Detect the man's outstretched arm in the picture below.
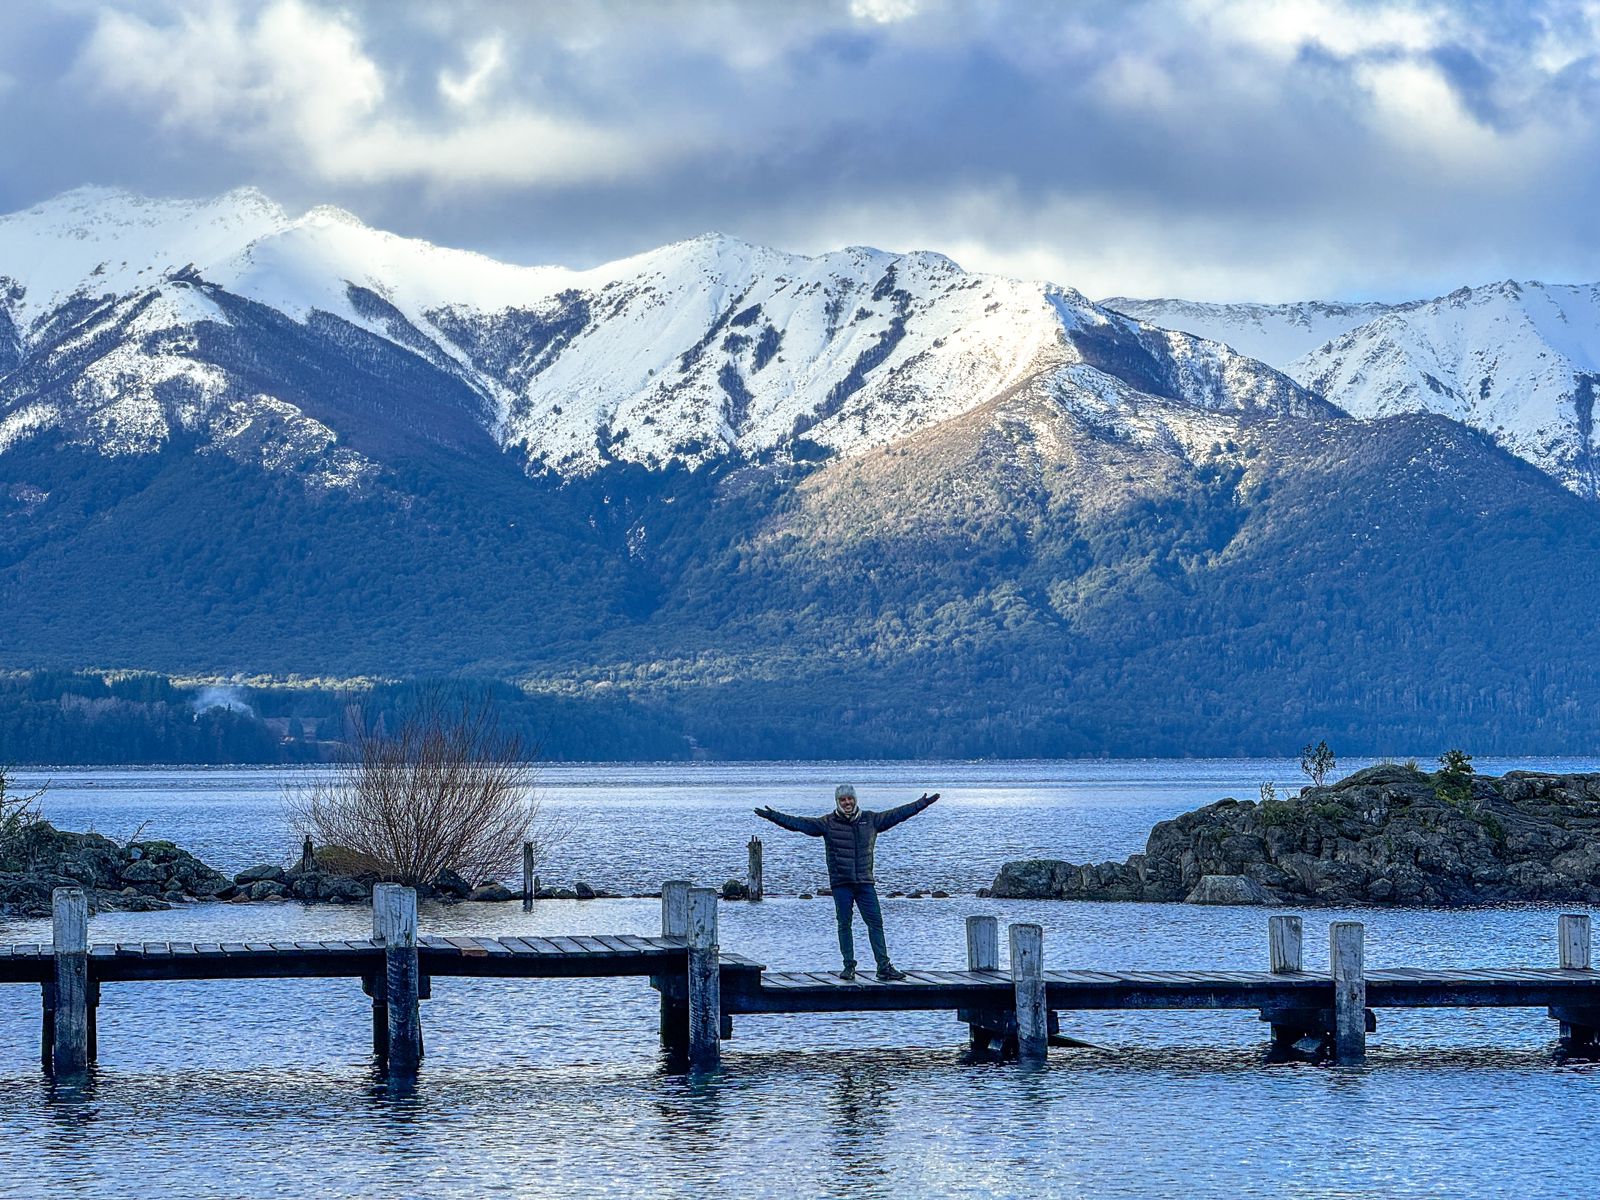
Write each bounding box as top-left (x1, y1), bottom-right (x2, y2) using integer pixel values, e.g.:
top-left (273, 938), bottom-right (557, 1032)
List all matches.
top-left (755, 806), bottom-right (827, 835)
top-left (872, 792), bottom-right (940, 832)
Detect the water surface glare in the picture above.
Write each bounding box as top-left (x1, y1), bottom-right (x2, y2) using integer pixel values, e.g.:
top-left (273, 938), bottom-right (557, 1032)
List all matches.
top-left (3, 759), bottom-right (1600, 1198)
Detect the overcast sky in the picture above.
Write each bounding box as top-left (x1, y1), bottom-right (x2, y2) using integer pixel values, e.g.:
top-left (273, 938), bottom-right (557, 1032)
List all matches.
top-left (3, 0), bottom-right (1599, 301)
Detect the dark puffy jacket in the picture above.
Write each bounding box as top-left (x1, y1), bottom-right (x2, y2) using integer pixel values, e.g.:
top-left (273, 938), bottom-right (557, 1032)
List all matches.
top-left (760, 796), bottom-right (936, 885)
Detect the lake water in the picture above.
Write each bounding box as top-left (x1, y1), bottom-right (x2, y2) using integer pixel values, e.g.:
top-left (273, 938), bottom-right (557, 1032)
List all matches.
top-left (4, 757), bottom-right (1600, 1198)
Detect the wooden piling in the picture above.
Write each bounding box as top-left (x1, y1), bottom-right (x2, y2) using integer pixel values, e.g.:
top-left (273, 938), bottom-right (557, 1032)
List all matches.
top-left (747, 837), bottom-right (764, 902)
top-left (961, 914), bottom-right (1005, 1053)
top-left (377, 884), bottom-right (422, 1075)
top-left (687, 886), bottom-right (721, 1073)
top-left (1262, 915), bottom-right (1318, 1053)
top-left (1329, 921), bottom-right (1366, 1064)
top-left (1268, 915), bottom-right (1303, 973)
top-left (662, 880), bottom-right (691, 939)
top-left (658, 880), bottom-right (692, 1053)
top-left (51, 886), bottom-right (90, 1080)
top-left (38, 983), bottom-right (53, 1073)
top-left (522, 842), bottom-right (536, 911)
top-left (368, 885), bottom-right (393, 1055)
top-left (1559, 914), bottom-right (1591, 970)
top-left (967, 915), bottom-right (1000, 971)
top-left (1010, 923), bottom-right (1047, 1064)
top-left (1553, 913), bottom-right (1598, 1050)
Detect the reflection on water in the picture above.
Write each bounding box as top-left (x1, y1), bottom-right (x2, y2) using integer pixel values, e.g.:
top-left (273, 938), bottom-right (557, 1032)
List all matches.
top-left (2, 760), bottom-right (1600, 1197)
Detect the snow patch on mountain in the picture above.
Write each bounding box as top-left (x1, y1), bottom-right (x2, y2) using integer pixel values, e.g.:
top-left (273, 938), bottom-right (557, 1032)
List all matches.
top-left (0, 187), bottom-right (1324, 484)
top-left (1110, 284), bottom-right (1600, 496)
top-left (1102, 296), bottom-right (1409, 366)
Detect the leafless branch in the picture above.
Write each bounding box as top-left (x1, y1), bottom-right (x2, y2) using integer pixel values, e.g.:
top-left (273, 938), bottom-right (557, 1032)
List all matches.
top-left (284, 688), bottom-right (560, 888)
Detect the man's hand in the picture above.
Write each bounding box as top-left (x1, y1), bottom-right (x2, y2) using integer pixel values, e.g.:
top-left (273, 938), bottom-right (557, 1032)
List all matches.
top-left (754, 805), bottom-right (777, 820)
top-left (918, 792), bottom-right (940, 803)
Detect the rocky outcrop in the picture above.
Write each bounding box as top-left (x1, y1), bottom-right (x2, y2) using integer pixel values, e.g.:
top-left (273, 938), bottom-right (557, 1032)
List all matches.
top-left (1185, 874), bottom-right (1270, 905)
top-left (0, 823), bottom-right (237, 916)
top-left (988, 766), bottom-right (1600, 906)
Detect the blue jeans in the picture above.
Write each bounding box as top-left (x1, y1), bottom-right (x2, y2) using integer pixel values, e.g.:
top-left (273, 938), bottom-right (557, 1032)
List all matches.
top-left (832, 881), bottom-right (890, 970)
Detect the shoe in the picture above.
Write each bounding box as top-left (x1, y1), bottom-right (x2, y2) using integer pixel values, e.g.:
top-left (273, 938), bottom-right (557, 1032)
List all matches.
top-left (839, 964), bottom-right (857, 981)
top-left (876, 964), bottom-right (908, 982)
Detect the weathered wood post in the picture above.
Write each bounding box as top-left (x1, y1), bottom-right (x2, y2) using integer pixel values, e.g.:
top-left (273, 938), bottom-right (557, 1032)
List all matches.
top-left (367, 883), bottom-right (393, 1054)
top-left (1010, 922), bottom-right (1047, 1064)
top-left (1559, 914), bottom-right (1591, 970)
top-left (687, 885), bottom-right (721, 1074)
top-left (1329, 921), bottom-right (1366, 1064)
top-left (1553, 913), bottom-right (1597, 1050)
top-left (377, 883), bottom-right (422, 1076)
top-left (962, 914), bottom-right (1004, 1053)
top-left (300, 834), bottom-right (315, 874)
top-left (747, 836), bottom-right (764, 902)
top-left (522, 842), bottom-right (536, 911)
top-left (1269, 914), bottom-right (1303, 973)
top-left (663, 880), bottom-right (691, 938)
top-left (658, 880), bottom-right (692, 1053)
top-left (1262, 914), bottom-right (1315, 1054)
top-left (51, 886), bottom-right (90, 1081)
top-left (968, 914), bottom-right (1000, 971)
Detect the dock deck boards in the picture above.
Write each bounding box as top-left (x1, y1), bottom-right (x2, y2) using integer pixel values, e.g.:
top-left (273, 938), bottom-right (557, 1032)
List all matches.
top-left (2, 936), bottom-right (1596, 1008)
top-left (7, 935), bottom-right (1600, 1023)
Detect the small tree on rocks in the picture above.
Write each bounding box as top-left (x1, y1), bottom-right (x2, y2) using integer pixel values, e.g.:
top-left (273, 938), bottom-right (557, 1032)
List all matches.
top-left (1435, 748), bottom-right (1476, 811)
top-left (286, 690), bottom-right (557, 889)
top-left (1300, 740), bottom-right (1336, 789)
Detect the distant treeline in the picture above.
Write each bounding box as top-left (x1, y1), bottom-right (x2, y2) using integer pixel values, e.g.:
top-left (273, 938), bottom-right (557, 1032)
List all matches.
top-left (0, 672), bottom-right (690, 765)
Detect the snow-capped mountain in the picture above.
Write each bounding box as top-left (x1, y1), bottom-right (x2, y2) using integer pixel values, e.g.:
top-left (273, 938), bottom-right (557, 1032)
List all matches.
top-left (1108, 284), bottom-right (1600, 497)
top-left (0, 187), bottom-right (1323, 486)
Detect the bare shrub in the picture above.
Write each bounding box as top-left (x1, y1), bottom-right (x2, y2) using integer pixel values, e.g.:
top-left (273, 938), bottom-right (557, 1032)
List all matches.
top-left (0, 767), bottom-right (46, 844)
top-left (285, 691), bottom-right (559, 888)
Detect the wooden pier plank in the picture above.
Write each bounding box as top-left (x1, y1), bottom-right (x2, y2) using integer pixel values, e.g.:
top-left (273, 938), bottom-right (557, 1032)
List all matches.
top-left (496, 937), bottom-right (544, 955)
top-left (548, 936), bottom-right (594, 955)
top-left (521, 937), bottom-right (571, 956)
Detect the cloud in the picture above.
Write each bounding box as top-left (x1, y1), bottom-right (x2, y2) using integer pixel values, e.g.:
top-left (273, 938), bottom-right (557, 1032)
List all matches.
top-left (439, 37), bottom-right (507, 109)
top-left (4, 0), bottom-right (1600, 300)
top-left (75, 0), bottom-right (669, 187)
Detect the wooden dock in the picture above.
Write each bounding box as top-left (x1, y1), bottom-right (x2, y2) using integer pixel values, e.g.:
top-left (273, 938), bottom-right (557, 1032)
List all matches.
top-left (6, 884), bottom-right (1598, 1084)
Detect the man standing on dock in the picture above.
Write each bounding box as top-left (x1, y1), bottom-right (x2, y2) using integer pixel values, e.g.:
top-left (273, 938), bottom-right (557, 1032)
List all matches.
top-left (755, 784), bottom-right (938, 982)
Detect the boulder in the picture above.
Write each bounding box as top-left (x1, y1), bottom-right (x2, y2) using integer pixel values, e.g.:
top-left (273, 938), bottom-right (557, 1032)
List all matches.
top-left (318, 876), bottom-right (369, 902)
top-left (234, 864), bottom-right (286, 885)
top-left (1184, 874), bottom-right (1270, 905)
top-left (573, 881), bottom-right (597, 900)
top-left (120, 859), bottom-right (168, 884)
top-left (430, 868), bottom-right (472, 899)
top-left (468, 883), bottom-right (517, 902)
top-left (989, 859), bottom-right (1071, 899)
top-left (111, 894), bottom-right (173, 912)
top-left (247, 880), bottom-right (287, 901)
top-left (720, 879), bottom-right (748, 900)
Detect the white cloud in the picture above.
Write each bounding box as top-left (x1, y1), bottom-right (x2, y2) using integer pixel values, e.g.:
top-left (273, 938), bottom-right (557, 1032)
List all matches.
top-left (850, 0), bottom-right (922, 23)
top-left (77, 0), bottom-right (667, 188)
top-left (20, 0), bottom-right (1600, 300)
top-left (1190, 0), bottom-right (1449, 60)
top-left (439, 37), bottom-right (507, 109)
top-left (1354, 59), bottom-right (1507, 166)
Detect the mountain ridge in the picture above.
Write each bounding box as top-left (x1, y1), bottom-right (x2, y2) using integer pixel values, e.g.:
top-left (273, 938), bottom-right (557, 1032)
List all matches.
top-left (6, 188), bottom-right (1600, 757)
top-left (0, 186), bottom-right (1324, 482)
top-left (1109, 281), bottom-right (1600, 497)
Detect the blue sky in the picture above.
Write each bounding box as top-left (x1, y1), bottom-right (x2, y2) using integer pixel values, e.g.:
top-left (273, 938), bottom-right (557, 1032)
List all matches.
top-left (3, 0), bottom-right (1599, 301)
